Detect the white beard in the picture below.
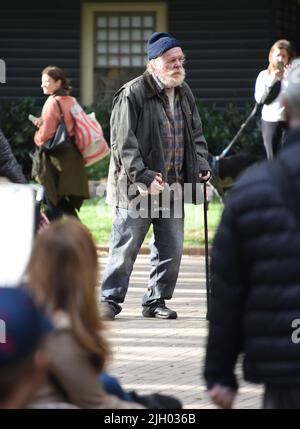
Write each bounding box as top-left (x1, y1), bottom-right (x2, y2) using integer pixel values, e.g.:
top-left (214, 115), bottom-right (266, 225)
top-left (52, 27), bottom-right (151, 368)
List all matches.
top-left (156, 68), bottom-right (185, 88)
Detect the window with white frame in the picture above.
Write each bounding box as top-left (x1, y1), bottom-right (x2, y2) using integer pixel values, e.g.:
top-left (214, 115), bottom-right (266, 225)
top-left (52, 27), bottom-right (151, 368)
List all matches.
top-left (96, 14), bottom-right (154, 67)
top-left (94, 13), bottom-right (155, 105)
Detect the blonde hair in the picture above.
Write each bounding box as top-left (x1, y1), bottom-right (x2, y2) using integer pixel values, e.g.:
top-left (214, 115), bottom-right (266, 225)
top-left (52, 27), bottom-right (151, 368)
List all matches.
top-left (268, 39), bottom-right (295, 73)
top-left (26, 218), bottom-right (109, 371)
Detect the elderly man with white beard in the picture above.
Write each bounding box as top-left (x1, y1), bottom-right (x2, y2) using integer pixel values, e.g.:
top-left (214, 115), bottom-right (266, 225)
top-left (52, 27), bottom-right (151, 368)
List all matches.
top-left (101, 32), bottom-right (211, 320)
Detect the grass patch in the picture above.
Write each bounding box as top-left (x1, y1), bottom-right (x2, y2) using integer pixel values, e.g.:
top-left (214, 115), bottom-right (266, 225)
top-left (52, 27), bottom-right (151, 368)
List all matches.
top-left (79, 197), bottom-right (223, 247)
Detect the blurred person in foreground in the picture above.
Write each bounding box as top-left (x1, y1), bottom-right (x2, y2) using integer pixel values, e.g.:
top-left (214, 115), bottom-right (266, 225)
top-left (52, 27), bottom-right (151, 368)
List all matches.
top-left (204, 59), bottom-right (300, 409)
top-left (0, 287), bottom-right (51, 409)
top-left (0, 128), bottom-right (27, 183)
top-left (25, 218), bottom-right (181, 409)
top-left (25, 218), bottom-right (143, 409)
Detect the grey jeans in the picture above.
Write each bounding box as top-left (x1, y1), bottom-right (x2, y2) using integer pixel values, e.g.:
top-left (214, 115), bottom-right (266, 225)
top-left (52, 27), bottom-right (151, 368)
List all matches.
top-left (261, 120), bottom-right (287, 160)
top-left (101, 204), bottom-right (184, 310)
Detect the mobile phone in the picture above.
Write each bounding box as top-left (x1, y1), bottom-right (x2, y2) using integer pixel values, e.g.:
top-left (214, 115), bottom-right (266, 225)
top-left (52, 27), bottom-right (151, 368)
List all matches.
top-left (277, 61), bottom-right (285, 71)
top-left (28, 114), bottom-right (37, 122)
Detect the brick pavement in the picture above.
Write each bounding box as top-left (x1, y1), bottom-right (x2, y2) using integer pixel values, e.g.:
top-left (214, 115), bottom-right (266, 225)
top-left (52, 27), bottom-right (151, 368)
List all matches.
top-left (99, 254), bottom-right (263, 409)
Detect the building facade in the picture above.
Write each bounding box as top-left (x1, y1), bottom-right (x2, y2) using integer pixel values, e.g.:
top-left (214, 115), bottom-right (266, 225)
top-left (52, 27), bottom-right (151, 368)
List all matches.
top-left (0, 0), bottom-right (299, 107)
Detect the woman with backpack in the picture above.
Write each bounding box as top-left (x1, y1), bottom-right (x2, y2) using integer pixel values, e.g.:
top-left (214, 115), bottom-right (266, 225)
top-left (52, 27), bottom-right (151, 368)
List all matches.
top-left (32, 66), bottom-right (89, 220)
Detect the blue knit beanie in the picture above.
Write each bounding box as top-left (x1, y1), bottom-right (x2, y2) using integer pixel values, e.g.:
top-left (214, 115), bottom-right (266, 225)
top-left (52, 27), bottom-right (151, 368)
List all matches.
top-left (147, 32), bottom-right (181, 60)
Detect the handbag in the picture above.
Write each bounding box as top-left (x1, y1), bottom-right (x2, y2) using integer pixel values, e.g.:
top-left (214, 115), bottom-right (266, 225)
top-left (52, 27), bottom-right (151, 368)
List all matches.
top-left (43, 99), bottom-right (71, 153)
top-left (70, 99), bottom-right (110, 167)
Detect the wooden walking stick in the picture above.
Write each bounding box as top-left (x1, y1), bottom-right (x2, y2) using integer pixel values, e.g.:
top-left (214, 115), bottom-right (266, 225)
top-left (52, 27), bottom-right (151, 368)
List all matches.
top-left (203, 182), bottom-right (211, 320)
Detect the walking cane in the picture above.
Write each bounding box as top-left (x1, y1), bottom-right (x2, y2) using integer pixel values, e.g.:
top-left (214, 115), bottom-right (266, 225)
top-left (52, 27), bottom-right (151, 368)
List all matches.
top-left (203, 181), bottom-right (210, 320)
top-left (215, 102), bottom-right (259, 162)
top-left (216, 77), bottom-right (280, 161)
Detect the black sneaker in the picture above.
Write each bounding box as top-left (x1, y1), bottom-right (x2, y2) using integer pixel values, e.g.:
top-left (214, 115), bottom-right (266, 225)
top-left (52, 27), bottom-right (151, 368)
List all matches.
top-left (129, 391), bottom-right (182, 409)
top-left (142, 303), bottom-right (177, 319)
top-left (102, 303), bottom-right (121, 320)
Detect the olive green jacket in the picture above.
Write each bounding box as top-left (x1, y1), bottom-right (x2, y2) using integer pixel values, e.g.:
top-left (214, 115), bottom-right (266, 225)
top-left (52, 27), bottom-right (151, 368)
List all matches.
top-left (35, 143), bottom-right (89, 208)
top-left (106, 71), bottom-right (210, 207)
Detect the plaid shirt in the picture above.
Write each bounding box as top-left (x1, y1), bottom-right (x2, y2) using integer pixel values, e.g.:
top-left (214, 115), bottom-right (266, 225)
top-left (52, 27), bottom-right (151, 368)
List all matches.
top-left (153, 76), bottom-right (185, 184)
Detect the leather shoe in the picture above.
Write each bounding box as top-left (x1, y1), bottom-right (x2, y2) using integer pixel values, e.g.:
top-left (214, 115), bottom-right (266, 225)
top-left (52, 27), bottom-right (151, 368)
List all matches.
top-left (142, 303), bottom-right (177, 319)
top-left (102, 303), bottom-right (121, 320)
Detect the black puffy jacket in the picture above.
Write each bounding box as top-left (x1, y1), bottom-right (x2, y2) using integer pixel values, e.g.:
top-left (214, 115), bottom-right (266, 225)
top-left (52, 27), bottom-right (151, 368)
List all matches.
top-left (0, 128), bottom-right (27, 183)
top-left (204, 128), bottom-right (300, 389)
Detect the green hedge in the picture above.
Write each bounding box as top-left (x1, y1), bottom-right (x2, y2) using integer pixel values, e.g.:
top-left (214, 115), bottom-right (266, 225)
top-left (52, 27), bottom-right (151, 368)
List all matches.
top-left (196, 100), bottom-right (264, 157)
top-left (0, 97), bottom-right (40, 177)
top-left (0, 97), bottom-right (264, 180)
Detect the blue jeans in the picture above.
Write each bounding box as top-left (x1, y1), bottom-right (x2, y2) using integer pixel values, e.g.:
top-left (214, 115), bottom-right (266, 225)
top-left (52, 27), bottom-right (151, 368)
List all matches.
top-left (99, 373), bottom-right (133, 402)
top-left (99, 373), bottom-right (182, 408)
top-left (101, 204), bottom-right (184, 310)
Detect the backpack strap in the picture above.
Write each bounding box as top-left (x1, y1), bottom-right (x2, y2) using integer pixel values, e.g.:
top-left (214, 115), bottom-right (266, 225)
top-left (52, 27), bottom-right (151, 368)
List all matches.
top-left (263, 80), bottom-right (282, 105)
top-left (269, 158), bottom-right (300, 224)
top-left (53, 98), bottom-right (64, 118)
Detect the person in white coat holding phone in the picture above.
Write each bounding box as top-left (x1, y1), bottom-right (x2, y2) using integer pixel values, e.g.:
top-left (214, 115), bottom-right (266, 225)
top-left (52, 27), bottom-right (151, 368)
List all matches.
top-left (255, 39), bottom-right (295, 160)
